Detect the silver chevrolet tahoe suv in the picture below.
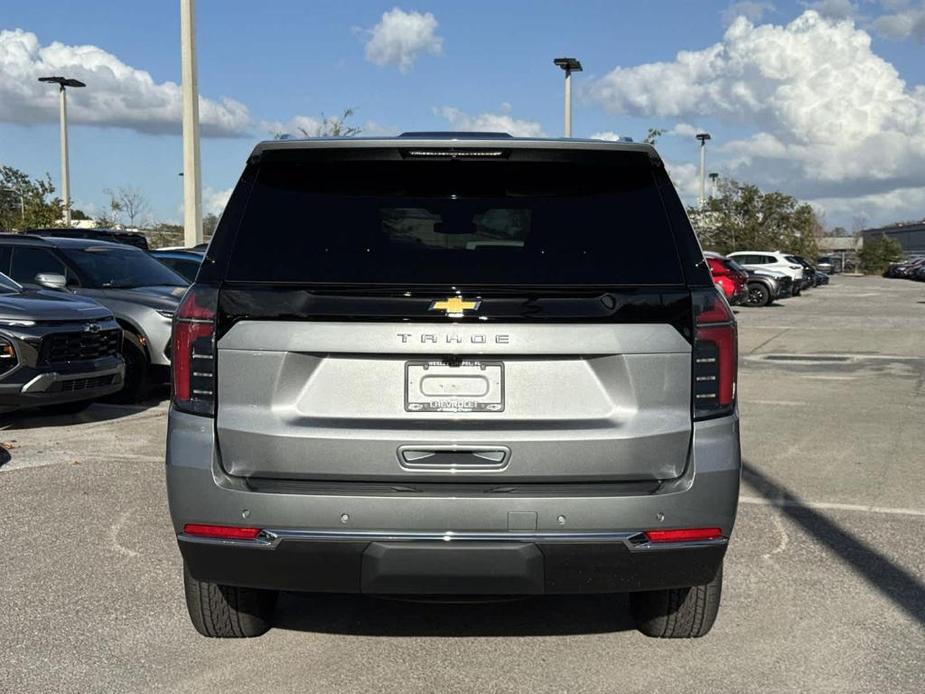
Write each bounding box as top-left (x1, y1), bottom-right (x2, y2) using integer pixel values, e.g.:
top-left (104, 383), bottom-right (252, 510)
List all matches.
top-left (166, 134), bottom-right (740, 639)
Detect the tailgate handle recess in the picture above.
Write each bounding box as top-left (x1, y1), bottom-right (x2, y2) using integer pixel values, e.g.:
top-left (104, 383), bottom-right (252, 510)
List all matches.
top-left (398, 446), bottom-right (510, 471)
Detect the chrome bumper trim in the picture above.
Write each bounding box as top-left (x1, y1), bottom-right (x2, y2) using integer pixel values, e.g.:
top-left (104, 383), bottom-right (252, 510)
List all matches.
top-left (20, 364), bottom-right (124, 394)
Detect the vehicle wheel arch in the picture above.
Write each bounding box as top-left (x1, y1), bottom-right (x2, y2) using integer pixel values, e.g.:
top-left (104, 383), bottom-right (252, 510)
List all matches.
top-left (116, 318), bottom-right (149, 358)
top-left (750, 277), bottom-right (775, 294)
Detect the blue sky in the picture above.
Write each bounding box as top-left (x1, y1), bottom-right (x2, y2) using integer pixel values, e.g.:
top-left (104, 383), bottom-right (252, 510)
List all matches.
top-left (2, 1), bottom-right (925, 228)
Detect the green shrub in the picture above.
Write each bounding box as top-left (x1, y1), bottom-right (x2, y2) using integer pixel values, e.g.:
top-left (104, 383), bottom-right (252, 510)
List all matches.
top-left (857, 235), bottom-right (903, 275)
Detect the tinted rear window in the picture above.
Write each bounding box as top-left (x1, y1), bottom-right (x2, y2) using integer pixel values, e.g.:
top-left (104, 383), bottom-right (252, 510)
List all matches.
top-left (726, 259), bottom-right (745, 272)
top-left (225, 151), bottom-right (683, 286)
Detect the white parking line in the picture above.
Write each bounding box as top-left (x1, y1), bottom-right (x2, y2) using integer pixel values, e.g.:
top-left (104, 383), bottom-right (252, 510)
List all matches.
top-left (762, 503), bottom-right (790, 566)
top-left (107, 510), bottom-right (140, 558)
top-left (739, 495), bottom-right (925, 518)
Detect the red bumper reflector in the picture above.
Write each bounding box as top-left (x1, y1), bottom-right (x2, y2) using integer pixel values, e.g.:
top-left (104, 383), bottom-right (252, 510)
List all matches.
top-left (644, 528), bottom-right (723, 543)
top-left (183, 524), bottom-right (262, 540)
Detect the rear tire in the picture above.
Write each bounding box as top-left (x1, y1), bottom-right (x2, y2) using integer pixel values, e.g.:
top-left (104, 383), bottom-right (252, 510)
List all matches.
top-left (183, 562), bottom-right (277, 638)
top-left (630, 565), bottom-right (723, 638)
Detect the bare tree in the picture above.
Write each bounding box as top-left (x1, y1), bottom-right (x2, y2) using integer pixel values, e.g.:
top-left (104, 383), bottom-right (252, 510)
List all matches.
top-left (642, 127), bottom-right (663, 145)
top-left (300, 108), bottom-right (362, 137)
top-left (202, 212), bottom-right (220, 238)
top-left (850, 213), bottom-right (869, 233)
top-left (103, 187), bottom-right (150, 228)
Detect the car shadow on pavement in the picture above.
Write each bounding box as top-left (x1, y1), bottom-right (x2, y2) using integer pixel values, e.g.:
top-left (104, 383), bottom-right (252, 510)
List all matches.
top-left (741, 461), bottom-right (925, 627)
top-left (0, 386), bottom-right (169, 431)
top-left (273, 592), bottom-right (635, 637)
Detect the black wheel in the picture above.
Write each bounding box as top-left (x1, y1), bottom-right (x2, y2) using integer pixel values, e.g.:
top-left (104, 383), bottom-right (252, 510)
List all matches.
top-left (108, 332), bottom-right (149, 403)
top-left (745, 283), bottom-right (771, 307)
top-left (792, 285), bottom-right (801, 296)
top-left (630, 564), bottom-right (723, 638)
top-left (39, 400), bottom-right (93, 416)
top-left (183, 562), bottom-right (277, 638)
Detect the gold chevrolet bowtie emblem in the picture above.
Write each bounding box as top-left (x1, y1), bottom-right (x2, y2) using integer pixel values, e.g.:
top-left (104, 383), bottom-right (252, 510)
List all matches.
top-left (429, 297), bottom-right (481, 316)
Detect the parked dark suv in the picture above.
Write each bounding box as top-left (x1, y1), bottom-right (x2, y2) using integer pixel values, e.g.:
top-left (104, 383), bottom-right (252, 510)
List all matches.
top-left (0, 235), bottom-right (187, 400)
top-left (0, 271), bottom-right (123, 414)
top-left (167, 134), bottom-right (741, 639)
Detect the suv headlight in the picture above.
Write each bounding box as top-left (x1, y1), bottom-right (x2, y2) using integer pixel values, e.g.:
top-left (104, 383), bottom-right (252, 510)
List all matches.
top-left (0, 337), bottom-right (18, 376)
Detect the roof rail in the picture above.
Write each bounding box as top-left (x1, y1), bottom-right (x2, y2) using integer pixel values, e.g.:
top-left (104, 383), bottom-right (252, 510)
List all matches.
top-left (398, 131), bottom-right (513, 139)
top-left (0, 232), bottom-right (49, 242)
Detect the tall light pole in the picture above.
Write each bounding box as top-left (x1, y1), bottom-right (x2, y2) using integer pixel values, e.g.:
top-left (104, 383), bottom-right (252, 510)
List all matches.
top-left (38, 76), bottom-right (85, 227)
top-left (696, 132), bottom-right (711, 208)
top-left (181, 0), bottom-right (203, 247)
top-left (554, 57), bottom-right (582, 137)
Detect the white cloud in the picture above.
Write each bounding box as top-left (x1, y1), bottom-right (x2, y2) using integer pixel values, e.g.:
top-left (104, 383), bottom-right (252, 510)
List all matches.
top-left (668, 122), bottom-right (702, 137)
top-left (260, 115), bottom-right (324, 138)
top-left (359, 120), bottom-right (400, 136)
top-left (589, 131), bottom-right (622, 141)
top-left (436, 106), bottom-right (546, 137)
top-left (810, 185), bottom-right (925, 221)
top-left (584, 11), bottom-right (925, 224)
top-left (362, 8), bottom-right (443, 72)
top-left (723, 1), bottom-right (776, 26)
top-left (873, 1), bottom-right (925, 41)
top-left (203, 186), bottom-right (232, 216)
top-left (260, 115), bottom-right (398, 138)
top-left (664, 162), bottom-right (702, 200)
top-left (0, 29), bottom-right (251, 136)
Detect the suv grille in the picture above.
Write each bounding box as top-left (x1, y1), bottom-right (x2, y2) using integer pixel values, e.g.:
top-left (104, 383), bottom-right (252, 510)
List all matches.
top-left (40, 328), bottom-right (122, 365)
top-left (54, 375), bottom-right (117, 392)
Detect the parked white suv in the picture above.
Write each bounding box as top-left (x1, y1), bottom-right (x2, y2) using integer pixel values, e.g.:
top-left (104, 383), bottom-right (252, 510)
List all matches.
top-left (727, 252), bottom-right (805, 296)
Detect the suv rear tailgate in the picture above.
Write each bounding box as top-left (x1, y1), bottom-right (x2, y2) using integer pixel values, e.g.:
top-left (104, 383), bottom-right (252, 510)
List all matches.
top-left (216, 320), bottom-right (692, 482)
top-left (206, 145), bottom-right (706, 486)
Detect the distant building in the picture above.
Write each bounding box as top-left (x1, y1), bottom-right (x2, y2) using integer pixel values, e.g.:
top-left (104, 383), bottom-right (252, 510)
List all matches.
top-left (817, 236), bottom-right (862, 253)
top-left (860, 221), bottom-right (925, 257)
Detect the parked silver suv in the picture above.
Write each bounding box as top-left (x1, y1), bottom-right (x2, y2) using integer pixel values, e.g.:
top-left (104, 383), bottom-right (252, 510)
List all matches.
top-left (166, 134), bottom-right (741, 639)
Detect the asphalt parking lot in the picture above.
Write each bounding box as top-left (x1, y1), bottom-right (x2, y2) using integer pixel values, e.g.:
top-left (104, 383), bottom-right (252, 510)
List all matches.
top-left (1, 275), bottom-right (923, 694)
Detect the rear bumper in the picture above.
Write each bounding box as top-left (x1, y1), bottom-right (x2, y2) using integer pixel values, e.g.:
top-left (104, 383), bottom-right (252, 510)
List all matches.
top-left (167, 411), bottom-right (740, 595)
top-left (179, 531), bottom-right (726, 594)
top-left (728, 285), bottom-right (748, 305)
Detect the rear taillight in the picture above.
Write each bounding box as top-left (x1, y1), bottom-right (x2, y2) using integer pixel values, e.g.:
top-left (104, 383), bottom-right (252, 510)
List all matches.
top-left (183, 524), bottom-right (262, 540)
top-left (693, 289), bottom-right (737, 420)
top-left (172, 285), bottom-right (217, 416)
top-left (706, 257), bottom-right (729, 278)
top-left (644, 528), bottom-right (723, 543)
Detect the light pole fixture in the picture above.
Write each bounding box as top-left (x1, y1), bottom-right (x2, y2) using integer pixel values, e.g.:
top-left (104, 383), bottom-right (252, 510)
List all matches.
top-left (38, 76), bottom-right (86, 227)
top-left (696, 132), bottom-right (711, 208)
top-left (554, 57), bottom-right (582, 137)
top-left (709, 172), bottom-right (719, 199)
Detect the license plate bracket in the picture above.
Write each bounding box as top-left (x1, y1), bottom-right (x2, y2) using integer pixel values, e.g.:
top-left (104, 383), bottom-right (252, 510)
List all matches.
top-left (405, 360), bottom-right (504, 413)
